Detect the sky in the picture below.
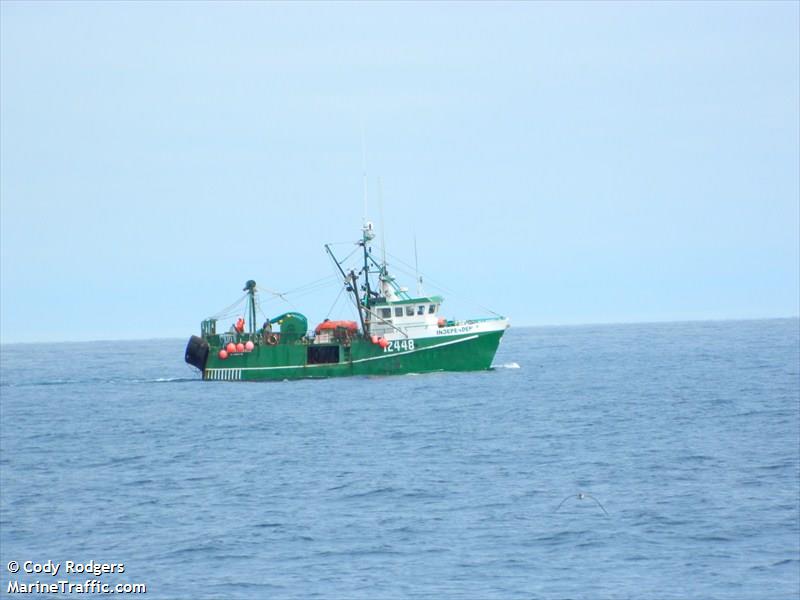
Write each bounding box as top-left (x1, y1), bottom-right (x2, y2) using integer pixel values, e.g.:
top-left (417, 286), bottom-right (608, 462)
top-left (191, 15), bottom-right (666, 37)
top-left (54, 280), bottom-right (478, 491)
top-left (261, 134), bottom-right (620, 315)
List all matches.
top-left (1, 1), bottom-right (798, 343)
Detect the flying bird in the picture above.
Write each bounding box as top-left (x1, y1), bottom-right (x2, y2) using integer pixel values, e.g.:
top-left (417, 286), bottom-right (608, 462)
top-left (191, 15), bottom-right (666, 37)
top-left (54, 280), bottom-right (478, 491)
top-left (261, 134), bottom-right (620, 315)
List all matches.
top-left (555, 493), bottom-right (609, 516)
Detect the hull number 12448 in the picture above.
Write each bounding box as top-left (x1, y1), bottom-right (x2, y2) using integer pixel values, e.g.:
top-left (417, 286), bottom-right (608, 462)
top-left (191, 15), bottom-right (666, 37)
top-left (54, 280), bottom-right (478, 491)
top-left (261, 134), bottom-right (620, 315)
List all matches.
top-left (383, 339), bottom-right (415, 353)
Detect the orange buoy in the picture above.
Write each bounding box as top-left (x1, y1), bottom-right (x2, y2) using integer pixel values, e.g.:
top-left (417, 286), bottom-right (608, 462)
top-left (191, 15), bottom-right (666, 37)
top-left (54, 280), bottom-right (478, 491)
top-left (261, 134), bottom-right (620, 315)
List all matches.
top-left (226, 342), bottom-right (236, 354)
top-left (245, 341), bottom-right (255, 352)
top-left (236, 342), bottom-right (245, 353)
top-left (438, 318), bottom-right (446, 327)
top-left (218, 349), bottom-right (229, 360)
top-left (379, 338), bottom-right (389, 349)
top-left (371, 335), bottom-right (379, 344)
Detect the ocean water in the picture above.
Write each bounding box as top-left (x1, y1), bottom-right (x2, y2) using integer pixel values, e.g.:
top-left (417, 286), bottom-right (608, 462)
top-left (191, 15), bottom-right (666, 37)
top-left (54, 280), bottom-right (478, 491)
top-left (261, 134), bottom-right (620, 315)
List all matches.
top-left (1, 319), bottom-right (798, 599)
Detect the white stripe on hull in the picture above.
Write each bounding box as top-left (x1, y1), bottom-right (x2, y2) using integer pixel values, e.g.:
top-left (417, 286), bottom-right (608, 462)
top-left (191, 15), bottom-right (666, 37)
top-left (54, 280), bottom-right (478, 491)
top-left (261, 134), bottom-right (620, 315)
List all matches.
top-left (351, 334), bottom-right (479, 364)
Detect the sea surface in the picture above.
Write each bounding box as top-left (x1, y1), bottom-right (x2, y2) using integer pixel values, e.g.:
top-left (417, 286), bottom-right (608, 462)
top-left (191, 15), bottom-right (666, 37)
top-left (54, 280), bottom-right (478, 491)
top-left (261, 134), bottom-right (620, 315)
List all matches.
top-left (1, 319), bottom-right (798, 599)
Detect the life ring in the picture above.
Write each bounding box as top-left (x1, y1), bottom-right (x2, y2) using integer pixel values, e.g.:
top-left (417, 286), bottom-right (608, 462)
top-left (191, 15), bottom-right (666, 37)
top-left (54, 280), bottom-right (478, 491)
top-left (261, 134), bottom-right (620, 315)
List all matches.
top-left (266, 334), bottom-right (279, 346)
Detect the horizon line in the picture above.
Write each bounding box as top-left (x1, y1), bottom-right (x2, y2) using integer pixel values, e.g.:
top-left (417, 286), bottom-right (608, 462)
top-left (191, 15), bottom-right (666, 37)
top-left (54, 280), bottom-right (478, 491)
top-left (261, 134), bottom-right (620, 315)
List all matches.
top-left (1, 315), bottom-right (797, 346)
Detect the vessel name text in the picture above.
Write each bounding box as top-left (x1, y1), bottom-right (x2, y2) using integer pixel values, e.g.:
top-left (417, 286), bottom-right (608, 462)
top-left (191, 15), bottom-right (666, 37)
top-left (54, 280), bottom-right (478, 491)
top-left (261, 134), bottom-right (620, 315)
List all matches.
top-left (436, 325), bottom-right (475, 336)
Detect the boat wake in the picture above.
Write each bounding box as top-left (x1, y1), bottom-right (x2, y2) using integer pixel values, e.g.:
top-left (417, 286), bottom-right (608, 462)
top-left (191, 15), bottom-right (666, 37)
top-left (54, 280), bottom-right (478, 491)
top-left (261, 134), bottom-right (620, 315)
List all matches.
top-left (493, 362), bottom-right (521, 369)
top-left (0, 377), bottom-right (197, 388)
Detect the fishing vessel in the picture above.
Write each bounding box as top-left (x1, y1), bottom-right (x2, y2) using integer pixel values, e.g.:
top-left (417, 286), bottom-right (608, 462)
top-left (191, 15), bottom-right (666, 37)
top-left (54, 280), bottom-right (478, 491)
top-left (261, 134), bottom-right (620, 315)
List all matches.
top-left (184, 222), bottom-right (509, 381)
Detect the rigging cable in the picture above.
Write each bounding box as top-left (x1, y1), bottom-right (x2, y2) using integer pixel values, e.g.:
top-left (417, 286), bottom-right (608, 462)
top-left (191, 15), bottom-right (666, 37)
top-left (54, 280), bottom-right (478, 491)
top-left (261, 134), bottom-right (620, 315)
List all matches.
top-left (209, 292), bottom-right (249, 320)
top-left (324, 285), bottom-right (346, 319)
top-left (384, 250), bottom-right (504, 317)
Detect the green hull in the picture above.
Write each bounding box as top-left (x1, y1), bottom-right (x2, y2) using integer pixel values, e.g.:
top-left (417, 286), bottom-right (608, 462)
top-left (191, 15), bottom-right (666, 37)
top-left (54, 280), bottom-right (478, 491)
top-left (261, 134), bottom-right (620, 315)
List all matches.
top-left (201, 329), bottom-right (505, 381)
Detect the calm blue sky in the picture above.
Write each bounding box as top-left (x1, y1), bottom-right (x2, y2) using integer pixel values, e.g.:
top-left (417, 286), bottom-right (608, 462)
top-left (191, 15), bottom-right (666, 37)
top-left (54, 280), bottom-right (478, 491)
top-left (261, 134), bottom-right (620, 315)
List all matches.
top-left (1, 1), bottom-right (798, 343)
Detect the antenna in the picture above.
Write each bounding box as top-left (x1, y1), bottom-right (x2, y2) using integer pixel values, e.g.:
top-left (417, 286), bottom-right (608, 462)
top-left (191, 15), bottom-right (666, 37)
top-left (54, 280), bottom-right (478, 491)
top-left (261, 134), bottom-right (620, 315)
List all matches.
top-left (378, 177), bottom-right (386, 267)
top-left (414, 235), bottom-right (423, 295)
top-left (361, 126), bottom-right (368, 224)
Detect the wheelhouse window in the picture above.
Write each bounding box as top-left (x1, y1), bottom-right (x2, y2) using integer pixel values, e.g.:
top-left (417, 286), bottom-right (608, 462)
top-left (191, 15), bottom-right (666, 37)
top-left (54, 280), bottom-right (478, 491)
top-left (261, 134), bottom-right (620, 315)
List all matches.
top-left (405, 306), bottom-right (414, 316)
top-left (428, 304), bottom-right (436, 314)
top-left (417, 305), bottom-right (425, 315)
top-left (380, 308), bottom-right (391, 319)
top-left (395, 307), bottom-right (403, 318)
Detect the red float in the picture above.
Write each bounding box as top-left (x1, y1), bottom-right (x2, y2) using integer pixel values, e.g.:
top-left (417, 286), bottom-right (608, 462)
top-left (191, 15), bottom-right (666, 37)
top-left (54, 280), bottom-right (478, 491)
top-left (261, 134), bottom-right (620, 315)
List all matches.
top-left (236, 342), bottom-right (245, 353)
top-left (226, 342), bottom-right (236, 354)
top-left (245, 341), bottom-right (255, 352)
top-left (378, 338), bottom-right (389, 349)
top-left (218, 349), bottom-right (229, 360)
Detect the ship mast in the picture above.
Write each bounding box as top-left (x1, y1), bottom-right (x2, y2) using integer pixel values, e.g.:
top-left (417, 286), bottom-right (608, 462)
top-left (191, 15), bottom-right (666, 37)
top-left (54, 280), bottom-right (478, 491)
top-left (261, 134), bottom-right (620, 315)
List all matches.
top-left (325, 244), bottom-right (369, 337)
top-left (325, 221), bottom-right (399, 339)
top-left (243, 280), bottom-right (257, 334)
top-left (361, 220), bottom-right (377, 295)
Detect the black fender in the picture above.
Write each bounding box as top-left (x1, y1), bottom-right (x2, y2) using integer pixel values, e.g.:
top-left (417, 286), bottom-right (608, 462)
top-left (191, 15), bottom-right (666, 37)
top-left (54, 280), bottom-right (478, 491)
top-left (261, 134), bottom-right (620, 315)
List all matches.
top-left (185, 335), bottom-right (209, 371)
